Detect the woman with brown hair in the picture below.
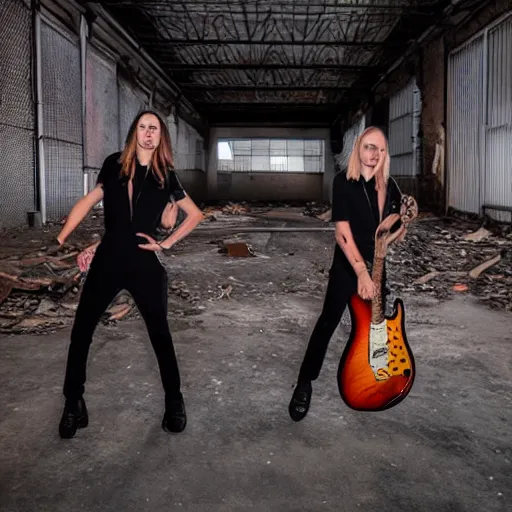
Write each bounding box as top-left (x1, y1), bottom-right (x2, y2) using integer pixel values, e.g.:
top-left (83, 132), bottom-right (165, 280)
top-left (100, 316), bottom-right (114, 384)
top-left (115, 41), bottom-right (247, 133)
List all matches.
top-left (288, 126), bottom-right (407, 421)
top-left (56, 110), bottom-right (204, 438)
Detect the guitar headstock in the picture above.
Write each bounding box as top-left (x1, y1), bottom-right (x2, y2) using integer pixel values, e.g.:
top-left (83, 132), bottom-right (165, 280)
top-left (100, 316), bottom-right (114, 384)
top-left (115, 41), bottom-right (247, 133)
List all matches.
top-left (400, 194), bottom-right (418, 225)
top-left (374, 194), bottom-right (418, 258)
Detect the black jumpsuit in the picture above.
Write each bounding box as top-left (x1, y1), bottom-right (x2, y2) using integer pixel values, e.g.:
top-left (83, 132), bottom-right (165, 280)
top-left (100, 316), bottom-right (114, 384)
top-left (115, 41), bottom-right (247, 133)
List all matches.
top-left (63, 152), bottom-right (187, 405)
top-left (297, 170), bottom-right (402, 383)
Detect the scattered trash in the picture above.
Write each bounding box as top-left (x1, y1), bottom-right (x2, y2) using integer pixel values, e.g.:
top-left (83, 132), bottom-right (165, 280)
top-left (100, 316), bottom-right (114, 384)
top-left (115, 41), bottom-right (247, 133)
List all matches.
top-left (0, 240), bottom-right (138, 333)
top-left (302, 201), bottom-right (331, 219)
top-left (106, 303), bottom-right (133, 321)
top-left (1, 203), bottom-right (511, 336)
top-left (203, 202), bottom-right (251, 220)
top-left (169, 280), bottom-right (201, 305)
top-left (213, 284), bottom-right (232, 300)
top-left (463, 227), bottom-right (492, 242)
top-left (468, 251), bottom-right (504, 279)
top-left (316, 209), bottom-right (332, 222)
top-left (220, 241), bottom-right (255, 257)
top-left (387, 217), bottom-right (512, 311)
top-left (413, 271), bottom-right (441, 285)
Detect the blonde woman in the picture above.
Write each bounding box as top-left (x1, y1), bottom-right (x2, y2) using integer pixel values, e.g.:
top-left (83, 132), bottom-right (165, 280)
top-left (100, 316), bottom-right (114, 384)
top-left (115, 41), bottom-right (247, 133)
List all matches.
top-left (289, 126), bottom-right (406, 421)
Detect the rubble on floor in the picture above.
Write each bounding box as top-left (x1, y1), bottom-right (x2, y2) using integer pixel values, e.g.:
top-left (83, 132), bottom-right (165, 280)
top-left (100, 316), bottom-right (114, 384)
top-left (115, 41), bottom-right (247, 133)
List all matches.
top-left (302, 201), bottom-right (331, 220)
top-left (219, 241), bottom-right (255, 257)
top-left (386, 217), bottom-right (512, 311)
top-left (203, 202), bottom-right (251, 220)
top-left (0, 204), bottom-right (511, 335)
top-left (0, 238), bottom-right (141, 334)
top-left (202, 200), bottom-right (333, 222)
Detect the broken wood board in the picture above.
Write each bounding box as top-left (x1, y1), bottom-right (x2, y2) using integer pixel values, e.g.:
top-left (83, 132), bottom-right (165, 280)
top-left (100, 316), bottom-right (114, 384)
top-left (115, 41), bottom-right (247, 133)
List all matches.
top-left (0, 279), bottom-right (13, 305)
top-left (463, 227), bottom-right (491, 242)
top-left (222, 242), bottom-right (254, 257)
top-left (469, 252), bottom-right (504, 279)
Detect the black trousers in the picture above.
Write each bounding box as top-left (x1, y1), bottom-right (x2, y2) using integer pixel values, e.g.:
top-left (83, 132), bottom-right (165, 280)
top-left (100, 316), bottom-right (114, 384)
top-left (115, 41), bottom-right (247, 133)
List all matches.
top-left (63, 240), bottom-right (182, 404)
top-left (297, 264), bottom-right (387, 383)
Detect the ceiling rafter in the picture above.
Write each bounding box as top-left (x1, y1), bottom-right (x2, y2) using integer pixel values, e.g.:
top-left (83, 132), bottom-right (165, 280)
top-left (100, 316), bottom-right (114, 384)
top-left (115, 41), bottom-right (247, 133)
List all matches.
top-left (180, 84), bottom-right (368, 91)
top-left (101, 0), bottom-right (451, 123)
top-left (158, 63), bottom-right (379, 70)
top-left (102, 0), bottom-right (440, 12)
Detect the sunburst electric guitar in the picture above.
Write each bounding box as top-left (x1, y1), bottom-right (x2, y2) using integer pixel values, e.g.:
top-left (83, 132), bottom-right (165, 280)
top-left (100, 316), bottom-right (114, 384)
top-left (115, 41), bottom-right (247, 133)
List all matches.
top-left (337, 195), bottom-right (419, 411)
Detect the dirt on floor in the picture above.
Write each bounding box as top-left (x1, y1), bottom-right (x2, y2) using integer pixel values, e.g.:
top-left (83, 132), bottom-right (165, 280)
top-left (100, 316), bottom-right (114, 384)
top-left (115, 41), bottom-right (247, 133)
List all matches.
top-left (0, 203), bottom-right (511, 512)
top-left (0, 203), bottom-right (511, 335)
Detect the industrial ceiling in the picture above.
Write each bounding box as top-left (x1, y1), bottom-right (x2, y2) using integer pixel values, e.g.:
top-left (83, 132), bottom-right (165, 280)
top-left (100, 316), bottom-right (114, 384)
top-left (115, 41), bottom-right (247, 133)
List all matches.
top-left (97, 0), bottom-right (455, 124)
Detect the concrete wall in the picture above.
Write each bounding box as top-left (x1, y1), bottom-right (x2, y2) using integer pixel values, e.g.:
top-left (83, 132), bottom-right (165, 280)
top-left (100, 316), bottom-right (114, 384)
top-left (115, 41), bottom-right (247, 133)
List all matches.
top-left (207, 126), bottom-right (334, 202)
top-left (177, 170), bottom-right (207, 204)
top-left (216, 172), bottom-right (323, 202)
top-left (170, 115), bottom-right (207, 202)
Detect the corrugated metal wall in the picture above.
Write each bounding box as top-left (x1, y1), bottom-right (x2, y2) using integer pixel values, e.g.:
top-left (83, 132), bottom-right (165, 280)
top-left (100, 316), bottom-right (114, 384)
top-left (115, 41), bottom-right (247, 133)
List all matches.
top-left (388, 79), bottom-right (422, 177)
top-left (41, 21), bottom-right (83, 220)
top-left (484, 16), bottom-right (512, 221)
top-left (0, 0), bottom-right (35, 228)
top-left (84, 45), bottom-right (120, 188)
top-left (448, 14), bottom-right (511, 218)
top-left (447, 36), bottom-right (484, 214)
top-left (0, 3), bottom-right (204, 226)
top-left (174, 117), bottom-right (205, 171)
top-left (118, 76), bottom-right (148, 146)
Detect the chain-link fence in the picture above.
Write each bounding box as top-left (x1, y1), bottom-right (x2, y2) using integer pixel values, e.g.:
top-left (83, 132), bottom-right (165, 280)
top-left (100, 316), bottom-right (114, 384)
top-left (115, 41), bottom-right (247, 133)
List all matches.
top-left (0, 0), bottom-right (35, 228)
top-left (118, 75), bottom-right (148, 145)
top-left (1, 2), bottom-right (200, 225)
top-left (84, 44), bottom-right (120, 190)
top-left (41, 21), bottom-right (83, 220)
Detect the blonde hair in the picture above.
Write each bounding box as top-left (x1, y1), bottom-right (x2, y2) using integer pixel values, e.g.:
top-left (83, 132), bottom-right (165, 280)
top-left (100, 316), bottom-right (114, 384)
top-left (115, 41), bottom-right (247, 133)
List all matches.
top-left (346, 126), bottom-right (390, 191)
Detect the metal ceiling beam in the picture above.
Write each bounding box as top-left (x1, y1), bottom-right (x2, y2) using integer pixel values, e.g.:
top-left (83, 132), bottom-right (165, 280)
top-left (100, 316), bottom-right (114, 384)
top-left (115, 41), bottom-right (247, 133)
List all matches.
top-left (141, 39), bottom-right (397, 47)
top-left (180, 84), bottom-right (366, 91)
top-left (195, 102), bottom-right (341, 107)
top-left (160, 63), bottom-right (379, 70)
top-left (103, 0), bottom-right (437, 9)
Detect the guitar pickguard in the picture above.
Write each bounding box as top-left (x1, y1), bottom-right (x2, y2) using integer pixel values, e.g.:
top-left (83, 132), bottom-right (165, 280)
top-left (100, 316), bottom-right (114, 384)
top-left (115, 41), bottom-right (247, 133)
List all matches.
top-left (369, 320), bottom-right (389, 381)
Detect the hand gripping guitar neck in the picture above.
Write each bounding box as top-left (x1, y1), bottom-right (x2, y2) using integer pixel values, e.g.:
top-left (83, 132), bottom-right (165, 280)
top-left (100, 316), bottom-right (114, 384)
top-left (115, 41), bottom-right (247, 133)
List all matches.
top-left (337, 195), bottom-right (418, 412)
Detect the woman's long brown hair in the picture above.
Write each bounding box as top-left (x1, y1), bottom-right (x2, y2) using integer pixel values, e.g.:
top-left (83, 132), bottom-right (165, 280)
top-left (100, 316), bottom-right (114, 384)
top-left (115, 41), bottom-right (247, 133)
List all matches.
top-left (119, 109), bottom-right (174, 187)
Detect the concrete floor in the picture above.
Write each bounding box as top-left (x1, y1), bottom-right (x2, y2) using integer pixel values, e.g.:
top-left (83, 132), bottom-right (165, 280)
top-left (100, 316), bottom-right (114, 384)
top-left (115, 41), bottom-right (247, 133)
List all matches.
top-left (0, 215), bottom-right (511, 512)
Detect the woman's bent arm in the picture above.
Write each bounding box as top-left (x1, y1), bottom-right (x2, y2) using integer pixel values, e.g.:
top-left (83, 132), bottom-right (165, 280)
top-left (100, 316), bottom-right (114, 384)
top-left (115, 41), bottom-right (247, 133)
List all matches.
top-left (57, 186), bottom-right (104, 244)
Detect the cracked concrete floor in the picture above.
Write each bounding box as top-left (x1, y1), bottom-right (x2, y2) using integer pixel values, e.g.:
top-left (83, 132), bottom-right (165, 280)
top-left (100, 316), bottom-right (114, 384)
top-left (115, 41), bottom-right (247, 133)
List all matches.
top-left (0, 216), bottom-right (511, 512)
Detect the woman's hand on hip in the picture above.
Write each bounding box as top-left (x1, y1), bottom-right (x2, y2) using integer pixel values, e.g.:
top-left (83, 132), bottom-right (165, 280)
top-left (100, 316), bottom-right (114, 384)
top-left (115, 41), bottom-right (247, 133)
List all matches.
top-left (136, 233), bottom-right (163, 252)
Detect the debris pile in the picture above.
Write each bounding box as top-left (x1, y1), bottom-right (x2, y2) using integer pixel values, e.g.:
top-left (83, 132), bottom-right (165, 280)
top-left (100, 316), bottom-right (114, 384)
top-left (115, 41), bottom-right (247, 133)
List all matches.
top-left (0, 244), bottom-right (135, 333)
top-left (203, 202), bottom-right (251, 220)
top-left (387, 221), bottom-right (512, 311)
top-left (302, 201), bottom-right (331, 220)
top-left (169, 279), bottom-right (201, 305)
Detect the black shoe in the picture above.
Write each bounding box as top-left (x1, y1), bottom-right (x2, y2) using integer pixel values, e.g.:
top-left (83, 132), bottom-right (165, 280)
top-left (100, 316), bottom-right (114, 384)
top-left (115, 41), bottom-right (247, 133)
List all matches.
top-left (59, 398), bottom-right (88, 439)
top-left (288, 381), bottom-right (312, 422)
top-left (162, 398), bottom-right (187, 433)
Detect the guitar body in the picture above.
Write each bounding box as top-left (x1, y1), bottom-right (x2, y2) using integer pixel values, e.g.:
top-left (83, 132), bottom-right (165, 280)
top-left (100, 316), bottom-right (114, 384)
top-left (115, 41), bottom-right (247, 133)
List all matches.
top-left (337, 294), bottom-right (415, 411)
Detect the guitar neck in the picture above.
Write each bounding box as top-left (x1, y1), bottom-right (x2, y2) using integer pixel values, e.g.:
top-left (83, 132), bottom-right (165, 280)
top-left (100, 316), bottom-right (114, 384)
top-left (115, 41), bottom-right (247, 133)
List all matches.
top-left (371, 256), bottom-right (385, 324)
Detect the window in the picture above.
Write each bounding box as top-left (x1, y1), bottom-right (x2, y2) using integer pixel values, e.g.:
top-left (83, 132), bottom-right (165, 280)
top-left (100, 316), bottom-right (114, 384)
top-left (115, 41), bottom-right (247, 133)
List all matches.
top-left (217, 138), bottom-right (324, 173)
